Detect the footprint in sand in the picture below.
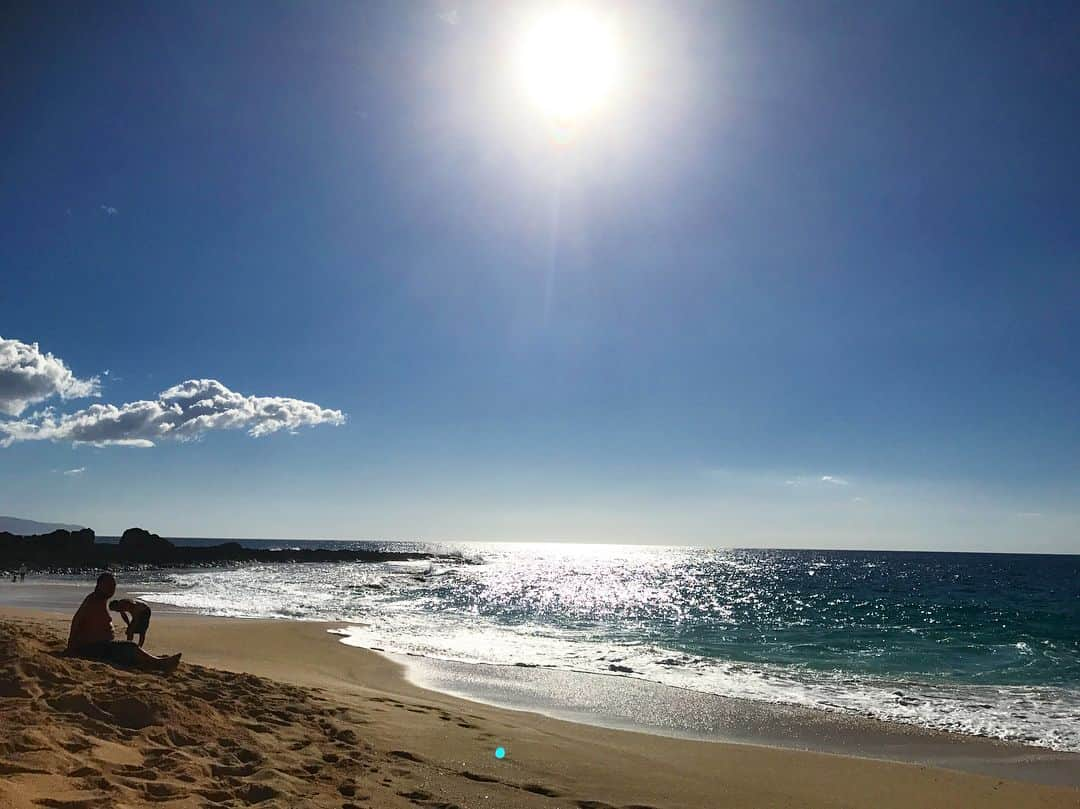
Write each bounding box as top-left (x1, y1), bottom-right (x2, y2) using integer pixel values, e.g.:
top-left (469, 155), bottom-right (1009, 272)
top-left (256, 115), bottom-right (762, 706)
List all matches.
top-left (115, 764), bottom-right (159, 781)
top-left (233, 747), bottom-right (263, 764)
top-left (0, 761), bottom-right (51, 776)
top-left (210, 762), bottom-right (257, 777)
top-left (142, 782), bottom-right (184, 801)
top-left (522, 783), bottom-right (561, 797)
top-left (337, 782), bottom-right (357, 797)
top-left (337, 729), bottom-right (359, 744)
top-left (460, 771), bottom-right (498, 783)
top-left (162, 728), bottom-right (197, 746)
top-left (66, 766), bottom-right (102, 778)
top-left (196, 788), bottom-right (233, 804)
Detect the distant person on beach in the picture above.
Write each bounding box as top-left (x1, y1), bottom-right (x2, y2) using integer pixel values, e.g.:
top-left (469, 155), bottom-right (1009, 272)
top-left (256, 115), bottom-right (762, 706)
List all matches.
top-left (19, 564), bottom-right (27, 582)
top-left (109, 597), bottom-right (152, 647)
top-left (67, 573), bottom-right (180, 672)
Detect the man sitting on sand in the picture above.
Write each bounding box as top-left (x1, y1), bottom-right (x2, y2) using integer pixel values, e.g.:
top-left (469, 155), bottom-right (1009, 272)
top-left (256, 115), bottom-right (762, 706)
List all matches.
top-left (67, 573), bottom-right (181, 672)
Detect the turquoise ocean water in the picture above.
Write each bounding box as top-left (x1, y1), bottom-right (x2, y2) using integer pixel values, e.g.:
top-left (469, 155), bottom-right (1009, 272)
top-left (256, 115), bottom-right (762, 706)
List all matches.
top-left (124, 542), bottom-right (1080, 751)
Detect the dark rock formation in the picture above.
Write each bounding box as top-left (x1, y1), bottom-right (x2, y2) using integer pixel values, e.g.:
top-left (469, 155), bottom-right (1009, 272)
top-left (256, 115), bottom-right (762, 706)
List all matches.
top-left (0, 527), bottom-right (439, 572)
top-left (0, 529), bottom-right (97, 569)
top-left (118, 527), bottom-right (174, 561)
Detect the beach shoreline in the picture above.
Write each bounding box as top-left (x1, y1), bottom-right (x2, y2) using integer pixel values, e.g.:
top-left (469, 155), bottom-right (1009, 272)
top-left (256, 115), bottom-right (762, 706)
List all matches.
top-left (384, 647), bottom-right (1080, 787)
top-left (2, 594), bottom-right (1079, 809)
top-left (2, 580), bottom-right (1079, 790)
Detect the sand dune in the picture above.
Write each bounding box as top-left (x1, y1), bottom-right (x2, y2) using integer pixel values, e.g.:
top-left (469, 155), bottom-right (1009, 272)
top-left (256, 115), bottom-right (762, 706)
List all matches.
top-left (2, 611), bottom-right (1078, 809)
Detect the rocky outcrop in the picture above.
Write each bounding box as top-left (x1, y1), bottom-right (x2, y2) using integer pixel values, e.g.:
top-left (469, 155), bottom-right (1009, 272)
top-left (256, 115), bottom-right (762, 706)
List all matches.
top-left (118, 527), bottom-right (175, 561)
top-left (0, 527), bottom-right (437, 572)
top-left (0, 529), bottom-right (98, 568)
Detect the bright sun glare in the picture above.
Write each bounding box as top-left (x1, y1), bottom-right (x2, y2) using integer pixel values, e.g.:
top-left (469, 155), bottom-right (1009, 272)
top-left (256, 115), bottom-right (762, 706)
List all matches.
top-left (516, 6), bottom-right (619, 131)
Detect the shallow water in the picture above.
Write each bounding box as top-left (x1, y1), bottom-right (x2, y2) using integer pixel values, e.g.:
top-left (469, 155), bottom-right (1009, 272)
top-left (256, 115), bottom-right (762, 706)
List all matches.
top-left (125, 541), bottom-right (1080, 752)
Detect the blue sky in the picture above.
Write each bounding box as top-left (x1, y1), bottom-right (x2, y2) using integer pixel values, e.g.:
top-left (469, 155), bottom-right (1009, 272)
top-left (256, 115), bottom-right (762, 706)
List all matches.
top-left (2, 1), bottom-right (1077, 550)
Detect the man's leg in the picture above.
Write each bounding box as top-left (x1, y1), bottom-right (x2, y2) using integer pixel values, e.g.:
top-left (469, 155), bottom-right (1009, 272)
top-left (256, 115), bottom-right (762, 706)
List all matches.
top-left (130, 645), bottom-right (181, 672)
top-left (137, 632), bottom-right (146, 648)
top-left (114, 642), bottom-right (181, 672)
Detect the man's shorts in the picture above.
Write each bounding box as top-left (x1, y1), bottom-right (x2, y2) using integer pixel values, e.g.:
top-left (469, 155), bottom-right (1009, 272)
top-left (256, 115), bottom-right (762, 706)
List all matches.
top-left (78, 640), bottom-right (141, 665)
top-left (129, 610), bottom-right (151, 636)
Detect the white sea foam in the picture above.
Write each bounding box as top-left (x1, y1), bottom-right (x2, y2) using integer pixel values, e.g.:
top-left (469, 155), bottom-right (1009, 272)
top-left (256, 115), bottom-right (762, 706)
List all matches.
top-left (133, 554), bottom-right (1080, 753)
top-left (332, 619), bottom-right (1080, 752)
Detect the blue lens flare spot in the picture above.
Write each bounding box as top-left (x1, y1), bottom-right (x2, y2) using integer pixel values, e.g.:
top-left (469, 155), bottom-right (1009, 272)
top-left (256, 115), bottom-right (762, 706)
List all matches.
top-left (494, 747), bottom-right (506, 759)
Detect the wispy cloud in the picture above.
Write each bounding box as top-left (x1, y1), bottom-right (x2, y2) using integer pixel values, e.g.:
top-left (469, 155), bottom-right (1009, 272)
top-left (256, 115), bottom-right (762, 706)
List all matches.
top-left (62, 467), bottom-right (86, 476)
top-left (100, 205), bottom-right (118, 215)
top-left (785, 474), bottom-right (853, 487)
top-left (0, 378), bottom-right (345, 448)
top-left (0, 337), bottom-right (100, 416)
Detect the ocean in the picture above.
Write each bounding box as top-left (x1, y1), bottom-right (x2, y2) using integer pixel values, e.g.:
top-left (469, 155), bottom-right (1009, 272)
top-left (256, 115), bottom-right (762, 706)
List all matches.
top-left (122, 541), bottom-right (1080, 752)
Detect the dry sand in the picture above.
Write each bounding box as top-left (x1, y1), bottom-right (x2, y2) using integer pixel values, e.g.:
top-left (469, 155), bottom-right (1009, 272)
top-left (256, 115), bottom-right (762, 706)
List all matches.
top-left (1, 606), bottom-right (1078, 809)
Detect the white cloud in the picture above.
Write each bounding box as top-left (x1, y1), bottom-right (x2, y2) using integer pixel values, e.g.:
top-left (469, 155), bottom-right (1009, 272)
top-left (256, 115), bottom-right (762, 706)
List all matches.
top-left (0, 378), bottom-right (345, 448)
top-left (0, 337), bottom-right (100, 416)
top-left (62, 467), bottom-right (86, 476)
top-left (820, 475), bottom-right (849, 486)
top-left (101, 205), bottom-right (118, 215)
top-left (785, 474), bottom-right (853, 487)
top-left (436, 3), bottom-right (458, 24)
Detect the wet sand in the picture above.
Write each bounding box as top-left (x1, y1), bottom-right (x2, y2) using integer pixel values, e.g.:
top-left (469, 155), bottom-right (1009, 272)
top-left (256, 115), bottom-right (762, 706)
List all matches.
top-left (392, 652), bottom-right (1080, 786)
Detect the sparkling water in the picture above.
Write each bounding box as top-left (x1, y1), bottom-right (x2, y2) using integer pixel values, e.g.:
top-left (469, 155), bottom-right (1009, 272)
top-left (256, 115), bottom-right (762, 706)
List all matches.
top-left (128, 542), bottom-right (1080, 751)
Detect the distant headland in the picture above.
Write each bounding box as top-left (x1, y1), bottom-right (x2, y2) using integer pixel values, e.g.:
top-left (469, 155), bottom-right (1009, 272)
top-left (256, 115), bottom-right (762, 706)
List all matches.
top-left (0, 516), bottom-right (86, 536)
top-left (0, 526), bottom-right (438, 572)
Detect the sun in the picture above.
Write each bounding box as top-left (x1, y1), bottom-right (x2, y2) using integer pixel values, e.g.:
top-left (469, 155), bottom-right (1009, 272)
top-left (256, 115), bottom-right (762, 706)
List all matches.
top-left (515, 6), bottom-right (620, 132)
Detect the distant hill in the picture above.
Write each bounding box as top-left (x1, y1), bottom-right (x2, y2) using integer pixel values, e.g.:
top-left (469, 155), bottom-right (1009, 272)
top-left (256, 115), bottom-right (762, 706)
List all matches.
top-left (0, 516), bottom-right (85, 535)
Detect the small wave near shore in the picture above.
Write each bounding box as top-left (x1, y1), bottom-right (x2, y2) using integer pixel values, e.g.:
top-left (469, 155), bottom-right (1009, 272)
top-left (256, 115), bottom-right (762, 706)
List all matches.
top-left (129, 542), bottom-right (1080, 753)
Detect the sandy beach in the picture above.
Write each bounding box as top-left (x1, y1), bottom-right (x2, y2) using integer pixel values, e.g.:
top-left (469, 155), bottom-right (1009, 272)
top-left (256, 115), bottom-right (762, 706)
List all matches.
top-left (2, 594), bottom-right (1078, 809)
